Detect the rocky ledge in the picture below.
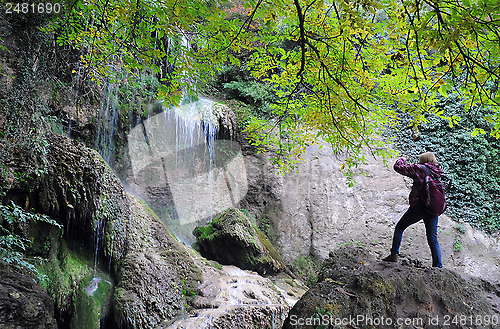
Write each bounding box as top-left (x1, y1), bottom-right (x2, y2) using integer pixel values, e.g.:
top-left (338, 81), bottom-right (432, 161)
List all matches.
top-left (284, 245), bottom-right (500, 329)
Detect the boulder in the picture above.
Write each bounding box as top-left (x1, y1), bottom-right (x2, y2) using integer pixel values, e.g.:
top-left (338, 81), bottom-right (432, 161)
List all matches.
top-left (283, 245), bottom-right (500, 329)
top-left (193, 208), bottom-right (286, 275)
top-left (0, 264), bottom-right (57, 329)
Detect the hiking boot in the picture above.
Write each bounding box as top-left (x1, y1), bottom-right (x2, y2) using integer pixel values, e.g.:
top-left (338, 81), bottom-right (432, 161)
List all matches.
top-left (382, 254), bottom-right (398, 262)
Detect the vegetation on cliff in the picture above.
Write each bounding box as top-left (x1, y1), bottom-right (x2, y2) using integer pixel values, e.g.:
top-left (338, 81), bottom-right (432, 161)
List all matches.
top-left (389, 94), bottom-right (500, 233)
top-left (3, 1), bottom-right (499, 231)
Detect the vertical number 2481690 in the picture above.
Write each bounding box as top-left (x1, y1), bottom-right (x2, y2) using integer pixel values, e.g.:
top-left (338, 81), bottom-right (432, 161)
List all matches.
top-left (5, 2), bottom-right (62, 14)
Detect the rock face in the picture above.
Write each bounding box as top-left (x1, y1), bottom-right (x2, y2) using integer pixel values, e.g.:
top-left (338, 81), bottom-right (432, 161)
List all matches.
top-left (193, 207), bottom-right (286, 275)
top-left (113, 193), bottom-right (201, 329)
top-left (1, 132), bottom-right (298, 329)
top-left (240, 143), bottom-right (500, 283)
top-left (1, 132), bottom-right (131, 328)
top-left (32, 135), bottom-right (203, 329)
top-left (284, 245), bottom-right (500, 329)
top-left (119, 201), bottom-right (303, 329)
top-left (0, 264), bottom-right (57, 329)
top-left (1, 133), bottom-right (130, 257)
top-left (0, 133), bottom-right (203, 328)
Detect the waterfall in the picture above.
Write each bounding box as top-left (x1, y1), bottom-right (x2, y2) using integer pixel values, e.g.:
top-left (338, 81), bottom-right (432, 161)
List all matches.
top-left (95, 81), bottom-right (119, 165)
top-left (67, 116), bottom-right (72, 137)
top-left (93, 217), bottom-right (104, 272)
top-left (126, 97), bottom-right (248, 244)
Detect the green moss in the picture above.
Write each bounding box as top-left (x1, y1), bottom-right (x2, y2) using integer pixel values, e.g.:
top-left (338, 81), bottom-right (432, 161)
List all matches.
top-left (138, 197), bottom-right (157, 217)
top-left (192, 225), bottom-right (217, 240)
top-left (256, 228), bottom-right (285, 266)
top-left (453, 238), bottom-right (462, 252)
top-left (36, 241), bottom-right (94, 313)
top-left (455, 224), bottom-right (466, 234)
top-left (206, 259), bottom-right (223, 270)
top-left (37, 241), bottom-right (114, 329)
top-left (72, 275), bottom-right (113, 329)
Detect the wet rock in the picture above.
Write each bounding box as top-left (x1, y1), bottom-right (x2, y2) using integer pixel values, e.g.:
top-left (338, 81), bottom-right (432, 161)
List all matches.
top-left (0, 263), bottom-right (57, 329)
top-left (1, 132), bottom-right (130, 327)
top-left (283, 245), bottom-right (500, 329)
top-left (193, 207), bottom-right (286, 275)
top-left (0, 133), bottom-right (201, 328)
top-left (112, 194), bottom-right (202, 329)
top-left (167, 263), bottom-right (296, 329)
top-left (113, 198), bottom-right (301, 329)
top-left (72, 273), bottom-right (114, 329)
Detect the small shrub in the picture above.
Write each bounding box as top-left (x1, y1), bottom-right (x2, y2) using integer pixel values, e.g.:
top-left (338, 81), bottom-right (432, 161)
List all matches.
top-left (455, 224), bottom-right (466, 234)
top-left (0, 201), bottom-right (62, 281)
top-left (291, 255), bottom-right (320, 287)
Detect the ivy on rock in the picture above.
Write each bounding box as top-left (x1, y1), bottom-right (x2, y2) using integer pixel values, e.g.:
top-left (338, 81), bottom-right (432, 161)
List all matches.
top-left (389, 93), bottom-right (500, 233)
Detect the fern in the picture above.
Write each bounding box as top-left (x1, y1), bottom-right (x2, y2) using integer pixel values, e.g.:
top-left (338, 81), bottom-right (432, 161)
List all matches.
top-left (1, 201), bottom-right (63, 229)
top-left (0, 201), bottom-right (63, 279)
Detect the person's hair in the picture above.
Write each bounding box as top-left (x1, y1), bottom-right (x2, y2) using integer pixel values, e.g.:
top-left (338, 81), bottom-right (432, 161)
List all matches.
top-left (419, 152), bottom-right (437, 164)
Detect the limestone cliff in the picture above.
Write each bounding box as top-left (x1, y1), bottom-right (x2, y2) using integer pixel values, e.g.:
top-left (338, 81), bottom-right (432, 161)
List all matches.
top-left (0, 132), bottom-right (298, 329)
top-left (240, 143), bottom-right (500, 284)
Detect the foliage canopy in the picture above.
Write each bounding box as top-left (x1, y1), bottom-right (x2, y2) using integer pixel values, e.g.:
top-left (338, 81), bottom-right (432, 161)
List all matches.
top-left (46, 0), bottom-right (500, 172)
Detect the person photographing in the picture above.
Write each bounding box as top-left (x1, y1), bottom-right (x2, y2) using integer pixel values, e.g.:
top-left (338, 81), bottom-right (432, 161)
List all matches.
top-left (383, 152), bottom-right (446, 268)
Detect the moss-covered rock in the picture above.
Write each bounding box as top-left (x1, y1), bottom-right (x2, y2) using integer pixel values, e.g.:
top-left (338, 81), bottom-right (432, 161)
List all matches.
top-left (0, 132), bottom-right (205, 328)
top-left (0, 133), bottom-right (130, 261)
top-left (72, 273), bottom-right (113, 329)
top-left (0, 132), bottom-right (129, 327)
top-left (36, 241), bottom-right (96, 328)
top-left (193, 207), bottom-right (285, 275)
top-left (284, 245), bottom-right (500, 329)
top-left (112, 194), bottom-right (202, 329)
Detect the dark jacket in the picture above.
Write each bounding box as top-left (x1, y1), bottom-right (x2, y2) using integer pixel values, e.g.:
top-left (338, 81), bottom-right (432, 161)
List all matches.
top-left (394, 157), bottom-right (444, 207)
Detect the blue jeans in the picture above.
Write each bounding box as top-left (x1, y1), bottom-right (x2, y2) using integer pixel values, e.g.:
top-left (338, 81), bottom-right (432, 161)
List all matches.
top-left (390, 206), bottom-right (442, 267)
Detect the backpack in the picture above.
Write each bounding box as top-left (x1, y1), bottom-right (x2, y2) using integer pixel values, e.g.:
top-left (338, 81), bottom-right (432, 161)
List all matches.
top-left (419, 164), bottom-right (447, 216)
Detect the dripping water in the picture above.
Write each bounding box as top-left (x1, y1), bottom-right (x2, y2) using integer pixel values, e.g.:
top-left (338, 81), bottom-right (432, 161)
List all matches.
top-left (93, 218), bottom-right (104, 272)
top-left (67, 116), bottom-right (72, 137)
top-left (95, 81), bottom-right (119, 165)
